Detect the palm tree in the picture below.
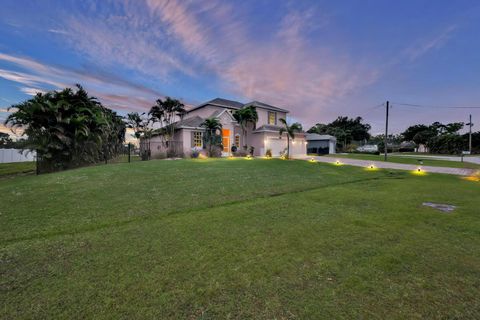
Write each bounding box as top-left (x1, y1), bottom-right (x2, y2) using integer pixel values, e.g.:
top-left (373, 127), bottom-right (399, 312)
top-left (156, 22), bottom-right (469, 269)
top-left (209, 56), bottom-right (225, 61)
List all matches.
top-left (5, 85), bottom-right (126, 172)
top-left (201, 117), bottom-right (222, 157)
top-left (233, 105), bottom-right (258, 149)
top-left (278, 118), bottom-right (302, 159)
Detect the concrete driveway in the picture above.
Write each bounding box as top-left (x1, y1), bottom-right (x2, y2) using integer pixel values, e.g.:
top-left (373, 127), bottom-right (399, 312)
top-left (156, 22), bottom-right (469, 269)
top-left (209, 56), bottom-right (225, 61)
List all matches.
top-left (298, 155), bottom-right (477, 176)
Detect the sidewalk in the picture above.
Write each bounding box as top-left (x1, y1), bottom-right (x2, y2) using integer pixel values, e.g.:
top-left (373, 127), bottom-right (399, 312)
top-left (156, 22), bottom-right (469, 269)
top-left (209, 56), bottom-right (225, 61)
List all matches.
top-left (299, 156), bottom-right (477, 176)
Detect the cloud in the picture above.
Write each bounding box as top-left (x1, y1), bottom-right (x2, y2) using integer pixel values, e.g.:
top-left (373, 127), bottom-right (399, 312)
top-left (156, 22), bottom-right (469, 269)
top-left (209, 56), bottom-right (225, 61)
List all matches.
top-left (1, 1), bottom-right (380, 123)
top-left (20, 87), bottom-right (46, 96)
top-left (0, 52), bottom-right (165, 112)
top-left (48, 28), bottom-right (69, 35)
top-left (405, 25), bottom-right (457, 61)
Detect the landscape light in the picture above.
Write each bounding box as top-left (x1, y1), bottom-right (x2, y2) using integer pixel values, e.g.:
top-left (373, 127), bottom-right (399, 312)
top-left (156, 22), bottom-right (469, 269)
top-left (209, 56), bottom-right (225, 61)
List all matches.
top-left (412, 167), bottom-right (427, 176)
top-left (245, 154), bottom-right (252, 160)
top-left (335, 160), bottom-right (341, 165)
top-left (366, 164), bottom-right (377, 171)
top-left (309, 157), bottom-right (316, 163)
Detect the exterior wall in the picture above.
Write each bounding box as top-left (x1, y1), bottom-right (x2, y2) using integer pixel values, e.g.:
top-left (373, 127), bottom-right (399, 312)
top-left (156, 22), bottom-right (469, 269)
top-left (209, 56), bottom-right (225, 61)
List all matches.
top-left (256, 108), bottom-right (287, 126)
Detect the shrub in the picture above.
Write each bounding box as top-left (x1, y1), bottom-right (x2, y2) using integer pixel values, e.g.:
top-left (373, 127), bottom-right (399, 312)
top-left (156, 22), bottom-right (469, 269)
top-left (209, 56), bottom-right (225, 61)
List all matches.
top-left (249, 146), bottom-right (255, 156)
top-left (190, 149), bottom-right (200, 158)
top-left (265, 149), bottom-right (272, 157)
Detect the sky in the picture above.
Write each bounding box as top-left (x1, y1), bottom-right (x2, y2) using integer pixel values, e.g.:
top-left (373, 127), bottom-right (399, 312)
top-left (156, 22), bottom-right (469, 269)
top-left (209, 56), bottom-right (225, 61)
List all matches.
top-left (1, 0), bottom-right (480, 137)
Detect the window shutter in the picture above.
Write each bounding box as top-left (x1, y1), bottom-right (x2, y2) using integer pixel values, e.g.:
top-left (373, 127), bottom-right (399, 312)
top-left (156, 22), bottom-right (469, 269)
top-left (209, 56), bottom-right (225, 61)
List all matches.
top-left (191, 131), bottom-right (195, 148)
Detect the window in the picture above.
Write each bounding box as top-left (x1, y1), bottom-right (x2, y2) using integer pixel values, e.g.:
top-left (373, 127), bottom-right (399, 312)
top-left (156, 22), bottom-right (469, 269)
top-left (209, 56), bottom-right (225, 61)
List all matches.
top-left (193, 131), bottom-right (203, 147)
top-left (268, 111), bottom-right (276, 125)
top-left (235, 134), bottom-right (240, 146)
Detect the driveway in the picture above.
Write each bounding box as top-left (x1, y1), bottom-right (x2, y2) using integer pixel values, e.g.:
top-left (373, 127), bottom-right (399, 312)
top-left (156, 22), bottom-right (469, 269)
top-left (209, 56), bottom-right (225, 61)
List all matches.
top-left (298, 155), bottom-right (477, 176)
top-left (391, 154), bottom-right (480, 165)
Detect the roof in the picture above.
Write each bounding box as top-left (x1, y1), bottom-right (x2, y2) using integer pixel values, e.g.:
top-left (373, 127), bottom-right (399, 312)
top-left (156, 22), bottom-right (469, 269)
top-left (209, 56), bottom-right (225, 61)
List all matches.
top-left (171, 116), bottom-right (205, 129)
top-left (187, 98), bottom-right (244, 113)
top-left (254, 124), bottom-right (284, 132)
top-left (305, 133), bottom-right (337, 141)
top-left (244, 101), bottom-right (289, 113)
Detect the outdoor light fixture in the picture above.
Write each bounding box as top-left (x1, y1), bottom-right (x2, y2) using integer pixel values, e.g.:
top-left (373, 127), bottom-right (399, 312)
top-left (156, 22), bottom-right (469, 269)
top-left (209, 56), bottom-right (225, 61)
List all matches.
top-left (245, 155), bottom-right (252, 160)
top-left (335, 160), bottom-right (341, 165)
top-left (309, 157), bottom-right (316, 163)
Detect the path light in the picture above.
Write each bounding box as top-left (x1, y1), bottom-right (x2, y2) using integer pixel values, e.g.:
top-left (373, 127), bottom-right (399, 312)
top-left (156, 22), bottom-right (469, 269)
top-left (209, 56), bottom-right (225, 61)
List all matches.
top-left (309, 157), bottom-right (316, 163)
top-left (366, 164), bottom-right (377, 171)
top-left (463, 171), bottom-right (480, 182)
top-left (412, 167), bottom-right (427, 176)
top-left (335, 160), bottom-right (342, 166)
top-left (245, 154), bottom-right (252, 160)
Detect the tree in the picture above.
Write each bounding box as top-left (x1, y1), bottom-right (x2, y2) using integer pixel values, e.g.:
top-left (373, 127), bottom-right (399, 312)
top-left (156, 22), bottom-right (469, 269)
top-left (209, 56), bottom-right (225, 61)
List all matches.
top-left (401, 124), bottom-right (430, 141)
top-left (5, 85), bottom-right (125, 173)
top-left (0, 132), bottom-right (13, 148)
top-left (278, 118), bottom-right (302, 159)
top-left (233, 105), bottom-right (258, 148)
top-left (201, 117), bottom-right (222, 157)
top-left (308, 116), bottom-right (371, 150)
top-left (149, 97), bottom-right (186, 142)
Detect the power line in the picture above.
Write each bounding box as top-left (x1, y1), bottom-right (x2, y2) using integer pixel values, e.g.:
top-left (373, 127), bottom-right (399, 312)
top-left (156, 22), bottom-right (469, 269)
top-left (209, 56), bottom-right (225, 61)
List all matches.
top-left (392, 102), bottom-right (480, 109)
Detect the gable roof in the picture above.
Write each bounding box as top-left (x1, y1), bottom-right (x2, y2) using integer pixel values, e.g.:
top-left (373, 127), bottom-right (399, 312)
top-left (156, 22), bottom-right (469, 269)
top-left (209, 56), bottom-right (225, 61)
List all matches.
top-left (187, 97), bottom-right (290, 114)
top-left (244, 101), bottom-right (289, 113)
top-left (187, 98), bottom-right (244, 113)
top-left (174, 115), bottom-right (205, 129)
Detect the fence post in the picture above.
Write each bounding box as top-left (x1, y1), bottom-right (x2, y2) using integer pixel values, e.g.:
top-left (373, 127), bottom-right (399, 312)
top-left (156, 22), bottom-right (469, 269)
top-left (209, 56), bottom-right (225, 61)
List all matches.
top-left (36, 150), bottom-right (39, 175)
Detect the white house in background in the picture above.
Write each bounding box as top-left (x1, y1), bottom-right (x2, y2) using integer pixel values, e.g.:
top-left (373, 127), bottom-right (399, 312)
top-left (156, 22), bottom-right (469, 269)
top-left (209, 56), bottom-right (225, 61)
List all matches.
top-left (145, 98), bottom-right (307, 157)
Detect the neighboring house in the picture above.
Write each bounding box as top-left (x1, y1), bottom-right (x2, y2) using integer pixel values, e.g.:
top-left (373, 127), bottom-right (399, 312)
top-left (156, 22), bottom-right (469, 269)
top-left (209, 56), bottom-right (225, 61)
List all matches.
top-left (306, 134), bottom-right (337, 155)
top-left (145, 98), bottom-right (306, 157)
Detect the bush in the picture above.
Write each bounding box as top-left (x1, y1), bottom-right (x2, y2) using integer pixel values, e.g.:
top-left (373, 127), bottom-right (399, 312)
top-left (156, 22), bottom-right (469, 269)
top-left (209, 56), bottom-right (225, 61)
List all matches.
top-left (265, 149), bottom-right (272, 157)
top-left (249, 146), bottom-right (255, 156)
top-left (190, 149), bottom-right (200, 158)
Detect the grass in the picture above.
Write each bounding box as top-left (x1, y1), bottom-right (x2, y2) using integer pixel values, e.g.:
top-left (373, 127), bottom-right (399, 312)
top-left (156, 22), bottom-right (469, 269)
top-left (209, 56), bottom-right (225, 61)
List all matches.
top-left (1, 158), bottom-right (480, 319)
top-left (0, 161), bottom-right (35, 177)
top-left (329, 153), bottom-right (480, 169)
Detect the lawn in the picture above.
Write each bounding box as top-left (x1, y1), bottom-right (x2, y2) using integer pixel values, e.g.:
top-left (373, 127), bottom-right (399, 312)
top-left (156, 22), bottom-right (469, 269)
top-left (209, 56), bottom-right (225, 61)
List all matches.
top-left (330, 153), bottom-right (480, 169)
top-left (0, 161), bottom-right (35, 178)
top-left (1, 159), bottom-right (480, 319)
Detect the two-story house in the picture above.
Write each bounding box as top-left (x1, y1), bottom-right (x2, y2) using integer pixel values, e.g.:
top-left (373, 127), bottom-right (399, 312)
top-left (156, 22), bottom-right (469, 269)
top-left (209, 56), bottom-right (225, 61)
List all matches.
top-left (146, 98), bottom-right (306, 158)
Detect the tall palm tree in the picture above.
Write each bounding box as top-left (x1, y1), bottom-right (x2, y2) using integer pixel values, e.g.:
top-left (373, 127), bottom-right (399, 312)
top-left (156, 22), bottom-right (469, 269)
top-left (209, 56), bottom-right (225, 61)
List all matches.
top-left (278, 118), bottom-right (302, 159)
top-left (201, 117), bottom-right (222, 157)
top-left (233, 105), bottom-right (258, 148)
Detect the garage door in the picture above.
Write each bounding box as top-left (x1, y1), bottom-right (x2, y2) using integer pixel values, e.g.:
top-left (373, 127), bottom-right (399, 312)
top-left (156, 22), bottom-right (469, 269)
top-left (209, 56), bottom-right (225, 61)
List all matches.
top-left (265, 138), bottom-right (287, 157)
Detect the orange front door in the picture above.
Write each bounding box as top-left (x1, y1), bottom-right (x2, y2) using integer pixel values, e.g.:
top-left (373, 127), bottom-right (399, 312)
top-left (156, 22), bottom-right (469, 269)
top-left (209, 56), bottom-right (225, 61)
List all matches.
top-left (222, 129), bottom-right (230, 152)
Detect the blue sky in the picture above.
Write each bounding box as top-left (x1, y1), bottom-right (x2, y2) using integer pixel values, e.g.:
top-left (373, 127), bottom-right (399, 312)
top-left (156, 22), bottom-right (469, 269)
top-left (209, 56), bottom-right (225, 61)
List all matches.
top-left (1, 0), bottom-right (479, 135)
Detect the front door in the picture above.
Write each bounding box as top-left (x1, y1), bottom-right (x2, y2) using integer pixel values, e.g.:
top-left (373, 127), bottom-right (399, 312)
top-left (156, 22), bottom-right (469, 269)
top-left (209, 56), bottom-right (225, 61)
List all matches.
top-left (222, 129), bottom-right (230, 153)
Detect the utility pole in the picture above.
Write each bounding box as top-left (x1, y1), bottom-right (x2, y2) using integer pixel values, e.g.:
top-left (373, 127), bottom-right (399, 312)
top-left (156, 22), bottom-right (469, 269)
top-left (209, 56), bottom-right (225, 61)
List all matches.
top-left (467, 114), bottom-right (473, 154)
top-left (384, 101), bottom-right (389, 161)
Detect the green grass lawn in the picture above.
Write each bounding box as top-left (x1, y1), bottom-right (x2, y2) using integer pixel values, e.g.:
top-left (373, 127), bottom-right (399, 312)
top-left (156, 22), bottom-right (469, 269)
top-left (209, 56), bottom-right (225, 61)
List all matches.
top-left (0, 161), bottom-right (35, 178)
top-left (330, 153), bottom-right (480, 169)
top-left (1, 159), bottom-right (480, 319)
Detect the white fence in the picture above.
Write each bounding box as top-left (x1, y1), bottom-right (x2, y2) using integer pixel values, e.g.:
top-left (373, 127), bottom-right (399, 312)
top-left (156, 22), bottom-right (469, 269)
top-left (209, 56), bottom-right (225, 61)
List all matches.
top-left (0, 149), bottom-right (36, 163)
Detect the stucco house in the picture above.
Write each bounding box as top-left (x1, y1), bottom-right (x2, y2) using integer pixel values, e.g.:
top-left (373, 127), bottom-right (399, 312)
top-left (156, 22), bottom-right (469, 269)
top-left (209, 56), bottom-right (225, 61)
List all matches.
top-left (145, 98), bottom-right (306, 158)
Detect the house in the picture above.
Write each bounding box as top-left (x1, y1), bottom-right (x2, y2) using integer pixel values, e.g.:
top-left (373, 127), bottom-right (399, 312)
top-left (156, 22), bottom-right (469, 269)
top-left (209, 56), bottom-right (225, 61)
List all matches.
top-left (144, 98), bottom-right (307, 158)
top-left (305, 134), bottom-right (337, 155)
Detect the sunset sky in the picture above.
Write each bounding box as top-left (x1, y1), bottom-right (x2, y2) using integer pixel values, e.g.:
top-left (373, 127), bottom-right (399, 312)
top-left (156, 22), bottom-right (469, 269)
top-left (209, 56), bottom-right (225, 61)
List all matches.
top-left (1, 0), bottom-right (479, 136)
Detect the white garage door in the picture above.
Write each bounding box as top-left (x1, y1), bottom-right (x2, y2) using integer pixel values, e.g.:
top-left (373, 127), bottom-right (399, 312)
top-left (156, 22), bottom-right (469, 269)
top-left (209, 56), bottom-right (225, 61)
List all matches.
top-left (265, 138), bottom-right (287, 157)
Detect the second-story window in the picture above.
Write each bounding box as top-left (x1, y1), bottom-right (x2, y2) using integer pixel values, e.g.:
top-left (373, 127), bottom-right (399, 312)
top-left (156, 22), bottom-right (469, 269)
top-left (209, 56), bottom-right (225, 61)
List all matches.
top-left (268, 111), bottom-right (276, 125)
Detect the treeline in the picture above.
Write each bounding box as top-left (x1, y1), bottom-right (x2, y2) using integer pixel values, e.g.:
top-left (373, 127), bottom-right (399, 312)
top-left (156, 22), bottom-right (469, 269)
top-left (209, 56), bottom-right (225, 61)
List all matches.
top-left (308, 117), bottom-right (479, 154)
top-left (5, 85), bottom-right (126, 173)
